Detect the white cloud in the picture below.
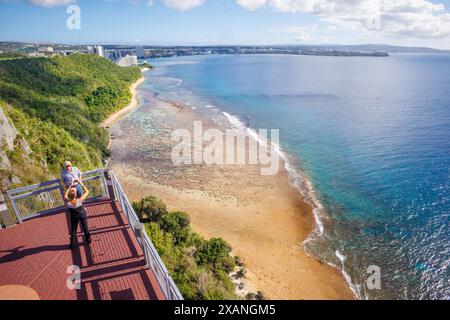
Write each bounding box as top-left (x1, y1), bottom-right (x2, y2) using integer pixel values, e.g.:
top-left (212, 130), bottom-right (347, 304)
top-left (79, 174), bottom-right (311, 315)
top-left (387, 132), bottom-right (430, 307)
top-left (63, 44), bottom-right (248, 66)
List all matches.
top-left (160, 0), bottom-right (205, 11)
top-left (282, 25), bottom-right (318, 42)
top-left (13, 0), bottom-right (450, 40)
top-left (236, 0), bottom-right (450, 39)
top-left (236, 0), bottom-right (265, 10)
top-left (20, 0), bottom-right (203, 10)
top-left (27, 0), bottom-right (76, 6)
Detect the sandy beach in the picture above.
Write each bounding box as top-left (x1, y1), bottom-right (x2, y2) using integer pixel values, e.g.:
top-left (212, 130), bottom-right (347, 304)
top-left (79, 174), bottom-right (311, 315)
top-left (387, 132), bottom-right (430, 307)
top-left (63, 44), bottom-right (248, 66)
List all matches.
top-left (104, 77), bottom-right (355, 300)
top-left (100, 76), bottom-right (145, 129)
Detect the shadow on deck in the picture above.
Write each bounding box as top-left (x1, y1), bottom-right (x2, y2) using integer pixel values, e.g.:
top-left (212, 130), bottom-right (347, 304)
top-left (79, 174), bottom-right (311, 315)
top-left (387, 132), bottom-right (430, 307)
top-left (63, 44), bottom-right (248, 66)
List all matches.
top-left (0, 198), bottom-right (165, 300)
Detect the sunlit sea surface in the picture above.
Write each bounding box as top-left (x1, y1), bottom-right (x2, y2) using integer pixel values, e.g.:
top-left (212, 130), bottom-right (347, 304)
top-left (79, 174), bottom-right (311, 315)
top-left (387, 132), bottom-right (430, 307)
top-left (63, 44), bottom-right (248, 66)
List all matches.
top-left (141, 54), bottom-right (450, 299)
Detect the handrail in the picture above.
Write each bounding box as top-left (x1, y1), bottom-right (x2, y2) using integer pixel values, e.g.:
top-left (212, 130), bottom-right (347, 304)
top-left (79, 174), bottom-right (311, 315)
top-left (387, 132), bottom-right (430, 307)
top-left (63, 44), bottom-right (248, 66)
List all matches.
top-left (7, 180), bottom-right (64, 223)
top-left (4, 168), bottom-right (183, 300)
top-left (111, 173), bottom-right (184, 300)
top-left (7, 179), bottom-right (61, 196)
top-left (6, 169), bottom-right (108, 223)
top-left (110, 172), bottom-right (184, 300)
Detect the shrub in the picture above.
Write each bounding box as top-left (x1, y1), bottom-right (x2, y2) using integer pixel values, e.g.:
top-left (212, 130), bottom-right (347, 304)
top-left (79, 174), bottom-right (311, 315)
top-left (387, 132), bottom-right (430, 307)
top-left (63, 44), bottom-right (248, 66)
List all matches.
top-left (144, 222), bottom-right (181, 273)
top-left (137, 195), bottom-right (242, 300)
top-left (194, 238), bottom-right (232, 268)
top-left (85, 86), bottom-right (131, 123)
top-left (160, 211), bottom-right (190, 245)
top-left (133, 196), bottom-right (167, 222)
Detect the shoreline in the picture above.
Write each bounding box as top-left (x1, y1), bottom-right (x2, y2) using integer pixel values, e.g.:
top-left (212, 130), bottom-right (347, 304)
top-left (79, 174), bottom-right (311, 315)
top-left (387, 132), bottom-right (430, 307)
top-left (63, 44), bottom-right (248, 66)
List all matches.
top-left (106, 79), bottom-right (355, 299)
top-left (100, 76), bottom-right (146, 129)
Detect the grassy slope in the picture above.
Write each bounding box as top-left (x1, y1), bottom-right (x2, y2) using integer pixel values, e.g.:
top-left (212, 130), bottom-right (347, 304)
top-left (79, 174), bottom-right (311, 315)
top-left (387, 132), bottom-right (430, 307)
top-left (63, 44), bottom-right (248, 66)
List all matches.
top-left (0, 54), bottom-right (140, 187)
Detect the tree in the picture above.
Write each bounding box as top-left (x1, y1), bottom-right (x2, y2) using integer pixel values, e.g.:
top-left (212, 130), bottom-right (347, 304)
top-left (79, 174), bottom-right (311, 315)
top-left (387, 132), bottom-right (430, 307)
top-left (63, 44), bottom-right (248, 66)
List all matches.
top-left (133, 195), bottom-right (167, 222)
top-left (194, 238), bottom-right (232, 268)
top-left (160, 211), bottom-right (190, 245)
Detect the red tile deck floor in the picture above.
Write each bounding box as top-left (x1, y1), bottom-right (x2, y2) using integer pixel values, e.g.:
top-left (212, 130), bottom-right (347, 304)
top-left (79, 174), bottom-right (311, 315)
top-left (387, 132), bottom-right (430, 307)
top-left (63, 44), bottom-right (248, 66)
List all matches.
top-left (0, 199), bottom-right (165, 300)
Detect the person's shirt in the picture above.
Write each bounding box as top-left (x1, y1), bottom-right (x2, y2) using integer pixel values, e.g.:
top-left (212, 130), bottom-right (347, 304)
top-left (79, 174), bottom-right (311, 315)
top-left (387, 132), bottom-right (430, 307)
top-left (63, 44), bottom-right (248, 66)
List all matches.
top-left (67, 199), bottom-right (83, 209)
top-left (61, 167), bottom-right (82, 187)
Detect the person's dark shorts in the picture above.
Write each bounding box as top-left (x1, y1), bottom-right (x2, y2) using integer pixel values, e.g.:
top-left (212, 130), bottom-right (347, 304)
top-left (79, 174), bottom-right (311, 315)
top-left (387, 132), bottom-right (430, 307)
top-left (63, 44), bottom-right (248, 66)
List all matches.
top-left (75, 184), bottom-right (83, 197)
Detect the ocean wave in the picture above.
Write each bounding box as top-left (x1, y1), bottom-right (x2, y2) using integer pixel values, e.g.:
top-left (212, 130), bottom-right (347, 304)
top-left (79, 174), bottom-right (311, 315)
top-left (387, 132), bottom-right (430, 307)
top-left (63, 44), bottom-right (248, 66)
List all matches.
top-left (156, 61), bottom-right (198, 67)
top-left (222, 110), bottom-right (361, 300)
top-left (222, 112), bottom-right (246, 131)
top-left (167, 77), bottom-right (183, 84)
top-left (148, 67), bottom-right (361, 299)
top-left (335, 250), bottom-right (363, 299)
top-left (221, 93), bottom-right (340, 100)
top-left (185, 102), bottom-right (196, 110)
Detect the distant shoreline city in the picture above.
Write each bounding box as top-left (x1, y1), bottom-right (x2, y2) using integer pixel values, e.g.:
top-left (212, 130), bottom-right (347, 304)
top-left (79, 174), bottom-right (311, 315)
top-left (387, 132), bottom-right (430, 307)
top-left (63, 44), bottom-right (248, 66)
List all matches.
top-left (2, 41), bottom-right (450, 63)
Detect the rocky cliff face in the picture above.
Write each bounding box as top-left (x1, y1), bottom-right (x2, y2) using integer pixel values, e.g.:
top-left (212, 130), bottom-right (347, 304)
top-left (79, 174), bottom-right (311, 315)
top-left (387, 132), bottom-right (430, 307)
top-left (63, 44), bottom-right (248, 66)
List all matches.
top-left (0, 104), bottom-right (33, 191)
top-left (0, 105), bottom-right (17, 171)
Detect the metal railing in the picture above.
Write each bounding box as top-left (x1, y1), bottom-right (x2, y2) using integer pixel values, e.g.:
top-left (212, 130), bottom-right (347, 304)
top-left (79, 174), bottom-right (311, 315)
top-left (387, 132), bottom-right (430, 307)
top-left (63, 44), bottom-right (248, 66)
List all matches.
top-left (110, 172), bottom-right (184, 300)
top-left (6, 169), bottom-right (108, 223)
top-left (5, 168), bottom-right (183, 300)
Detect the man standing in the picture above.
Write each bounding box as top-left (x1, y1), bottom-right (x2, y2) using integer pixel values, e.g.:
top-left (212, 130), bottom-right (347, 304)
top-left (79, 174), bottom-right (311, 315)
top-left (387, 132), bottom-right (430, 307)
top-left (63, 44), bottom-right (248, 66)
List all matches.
top-left (61, 161), bottom-right (83, 197)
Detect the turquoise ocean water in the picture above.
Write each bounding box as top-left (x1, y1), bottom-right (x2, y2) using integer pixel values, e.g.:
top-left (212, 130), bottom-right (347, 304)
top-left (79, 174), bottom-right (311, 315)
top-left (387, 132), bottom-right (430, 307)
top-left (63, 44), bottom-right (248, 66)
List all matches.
top-left (143, 54), bottom-right (449, 299)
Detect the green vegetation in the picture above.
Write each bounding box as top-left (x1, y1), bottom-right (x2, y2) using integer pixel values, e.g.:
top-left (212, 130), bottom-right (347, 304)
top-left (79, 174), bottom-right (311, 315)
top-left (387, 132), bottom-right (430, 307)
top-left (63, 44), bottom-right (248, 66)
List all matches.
top-left (139, 62), bottom-right (154, 69)
top-left (133, 196), bottom-right (241, 300)
top-left (0, 52), bottom-right (27, 61)
top-left (0, 54), bottom-right (141, 189)
top-left (0, 54), bottom-right (250, 299)
top-left (85, 86), bottom-right (131, 123)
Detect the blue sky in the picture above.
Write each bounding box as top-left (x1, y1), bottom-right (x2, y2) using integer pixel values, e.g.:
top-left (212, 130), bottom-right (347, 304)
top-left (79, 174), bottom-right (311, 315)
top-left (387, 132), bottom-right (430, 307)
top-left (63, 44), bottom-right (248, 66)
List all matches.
top-left (1, 0), bottom-right (450, 49)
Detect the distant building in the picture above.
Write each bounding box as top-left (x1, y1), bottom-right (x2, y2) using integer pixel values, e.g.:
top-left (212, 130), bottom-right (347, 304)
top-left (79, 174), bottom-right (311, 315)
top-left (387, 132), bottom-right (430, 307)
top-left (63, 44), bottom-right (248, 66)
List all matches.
top-left (116, 55), bottom-right (138, 67)
top-left (94, 45), bottom-right (104, 58)
top-left (87, 45), bottom-right (105, 58)
top-left (38, 46), bottom-right (54, 53)
top-left (105, 50), bottom-right (117, 61)
top-left (32, 46), bottom-right (56, 57)
top-left (136, 46), bottom-right (145, 59)
top-left (19, 46), bottom-right (37, 54)
top-left (94, 46), bottom-right (105, 58)
top-left (63, 50), bottom-right (77, 56)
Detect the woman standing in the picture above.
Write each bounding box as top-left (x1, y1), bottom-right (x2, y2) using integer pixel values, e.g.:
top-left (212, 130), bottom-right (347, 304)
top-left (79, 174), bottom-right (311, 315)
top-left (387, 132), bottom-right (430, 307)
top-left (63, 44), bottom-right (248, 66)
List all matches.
top-left (64, 180), bottom-right (91, 249)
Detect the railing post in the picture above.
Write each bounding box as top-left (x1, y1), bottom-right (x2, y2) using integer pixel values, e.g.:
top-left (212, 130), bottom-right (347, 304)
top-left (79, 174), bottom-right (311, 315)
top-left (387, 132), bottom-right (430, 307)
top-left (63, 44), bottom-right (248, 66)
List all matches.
top-left (104, 170), bottom-right (115, 201)
top-left (0, 193), bottom-right (15, 228)
top-left (100, 169), bottom-right (110, 199)
top-left (135, 223), bottom-right (150, 268)
top-left (165, 275), bottom-right (171, 300)
top-left (6, 193), bottom-right (22, 224)
top-left (58, 180), bottom-right (66, 203)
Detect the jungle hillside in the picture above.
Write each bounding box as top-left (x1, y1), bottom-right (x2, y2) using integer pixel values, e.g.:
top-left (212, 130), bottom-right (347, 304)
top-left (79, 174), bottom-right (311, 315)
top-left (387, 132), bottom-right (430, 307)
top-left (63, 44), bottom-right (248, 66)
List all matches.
top-left (0, 54), bottom-right (141, 190)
